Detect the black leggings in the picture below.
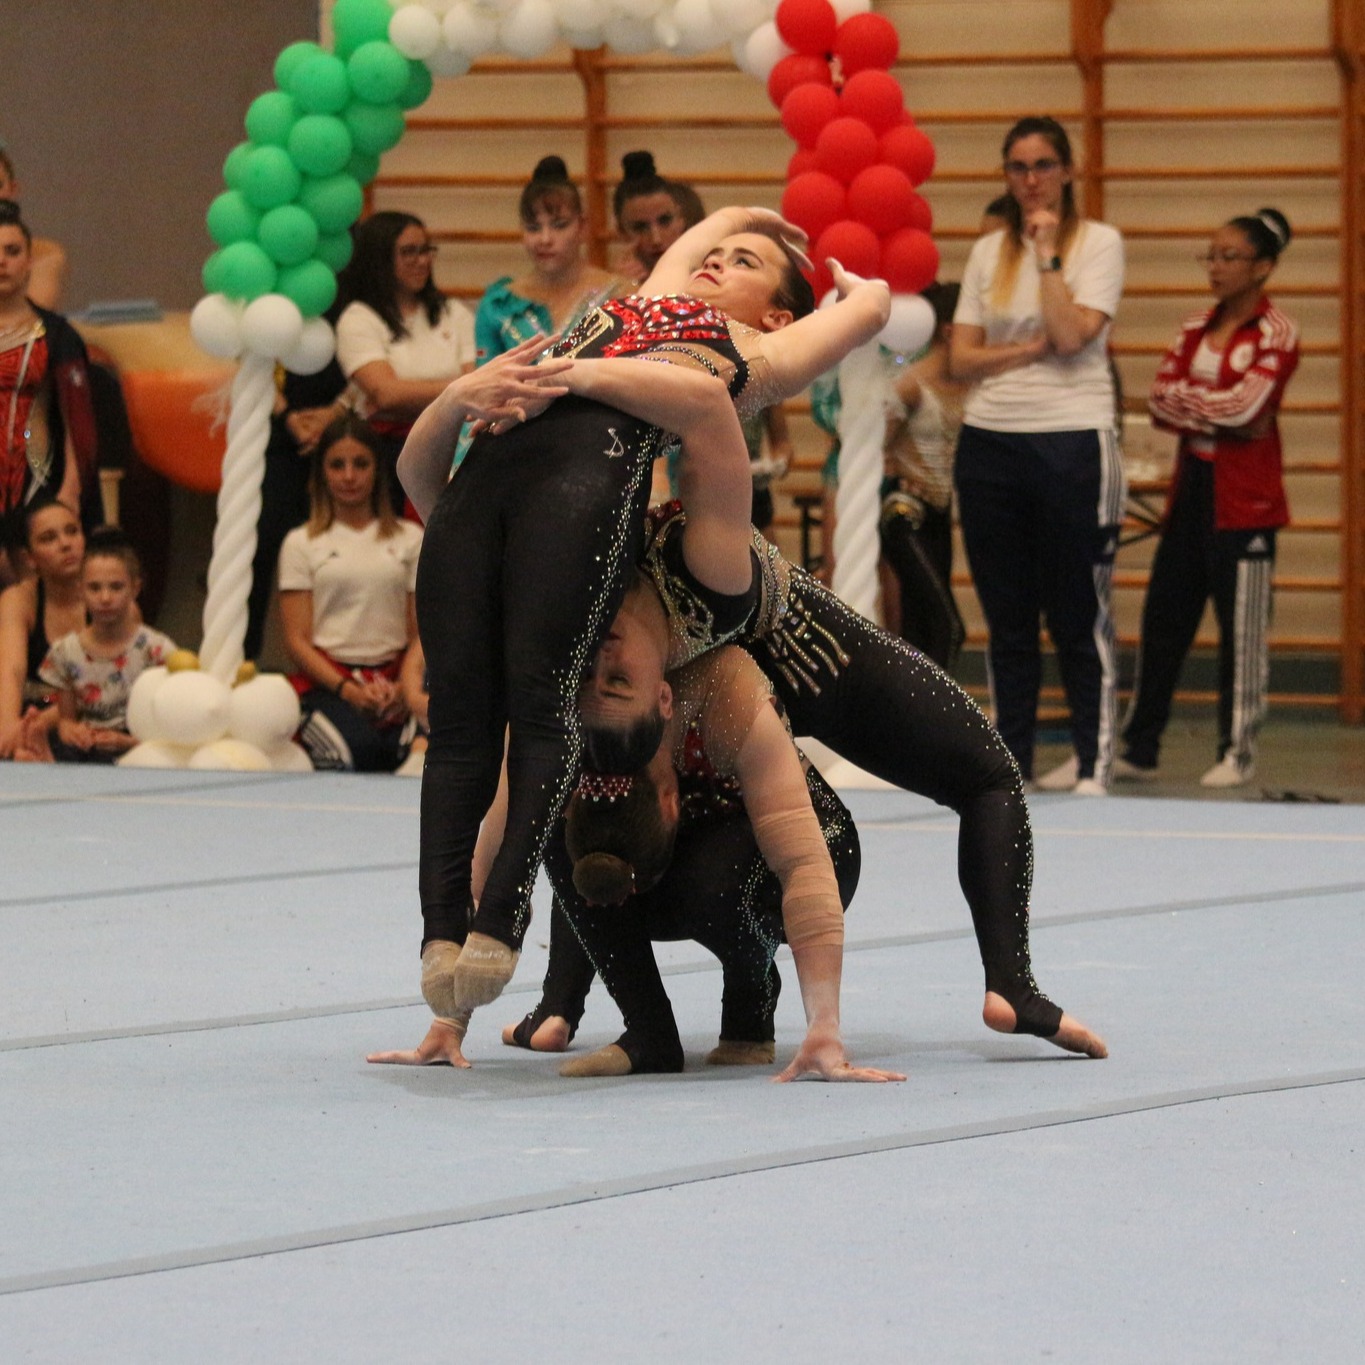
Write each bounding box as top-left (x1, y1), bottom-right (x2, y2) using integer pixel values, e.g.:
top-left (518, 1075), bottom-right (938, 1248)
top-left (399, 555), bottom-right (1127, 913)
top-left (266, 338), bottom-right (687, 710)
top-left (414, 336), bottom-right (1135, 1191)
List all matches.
top-left (750, 569), bottom-right (1061, 1037)
top-left (416, 398), bottom-right (654, 951)
top-left (879, 499), bottom-right (964, 672)
top-left (536, 767), bottom-right (859, 1072)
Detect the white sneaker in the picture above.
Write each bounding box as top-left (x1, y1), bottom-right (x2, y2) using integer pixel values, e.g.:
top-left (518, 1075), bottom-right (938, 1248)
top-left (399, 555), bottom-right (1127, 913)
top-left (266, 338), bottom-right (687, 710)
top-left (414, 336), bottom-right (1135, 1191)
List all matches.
top-left (1113, 756), bottom-right (1159, 782)
top-left (394, 748), bottom-right (426, 777)
top-left (1033, 755), bottom-right (1079, 791)
top-left (1201, 754), bottom-right (1255, 788)
top-left (1072, 777), bottom-right (1109, 797)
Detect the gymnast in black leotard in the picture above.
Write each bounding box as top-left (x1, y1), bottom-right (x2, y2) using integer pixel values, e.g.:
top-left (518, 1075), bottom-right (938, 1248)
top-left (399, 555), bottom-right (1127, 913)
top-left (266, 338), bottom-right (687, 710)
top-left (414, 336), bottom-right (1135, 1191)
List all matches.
top-left (513, 497), bottom-right (1107, 1063)
top-left (371, 212), bottom-right (892, 1068)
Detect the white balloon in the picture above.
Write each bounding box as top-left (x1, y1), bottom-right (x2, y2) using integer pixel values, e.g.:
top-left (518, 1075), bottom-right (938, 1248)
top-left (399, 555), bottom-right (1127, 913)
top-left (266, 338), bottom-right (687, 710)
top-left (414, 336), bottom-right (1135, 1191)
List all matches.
top-left (477, 0), bottom-right (520, 13)
top-left (606, 0), bottom-right (666, 15)
top-left (831, 0), bottom-right (871, 19)
top-left (126, 666), bottom-right (169, 741)
top-left (422, 0), bottom-right (457, 13)
top-left (390, 4), bottom-right (444, 57)
top-left (153, 671), bottom-right (233, 747)
top-left (282, 317), bottom-right (336, 376)
top-left (426, 43), bottom-right (474, 75)
top-left (670, 0), bottom-right (723, 52)
top-left (443, 2), bottom-right (499, 56)
top-left (730, 35), bottom-right (753, 75)
top-left (228, 674), bottom-right (302, 751)
top-left (562, 25), bottom-right (605, 47)
top-left (189, 294), bottom-right (244, 361)
top-left (743, 20), bottom-right (791, 81)
top-left (117, 740), bottom-right (194, 769)
top-left (556, 0), bottom-right (605, 31)
top-left (265, 740), bottom-right (315, 773)
top-left (188, 738), bottom-right (274, 772)
top-left (602, 14), bottom-right (657, 52)
top-left (719, 0), bottom-right (768, 40)
top-left (500, 0), bottom-right (560, 58)
top-left (241, 294), bottom-right (304, 361)
top-left (877, 293), bottom-right (937, 356)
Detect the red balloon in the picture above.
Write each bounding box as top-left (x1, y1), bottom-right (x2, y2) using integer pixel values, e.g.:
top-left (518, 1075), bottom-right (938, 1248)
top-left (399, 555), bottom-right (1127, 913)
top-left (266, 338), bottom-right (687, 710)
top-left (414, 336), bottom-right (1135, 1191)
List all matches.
top-left (879, 123), bottom-right (936, 186)
top-left (787, 147), bottom-right (820, 179)
top-left (775, 0), bottom-right (839, 57)
top-left (782, 171), bottom-right (848, 240)
top-left (814, 218), bottom-right (881, 279)
top-left (767, 53), bottom-right (831, 109)
top-left (813, 116), bottom-right (879, 184)
top-left (833, 13), bottom-right (900, 76)
top-left (846, 163), bottom-right (917, 235)
top-left (905, 191), bottom-right (933, 233)
top-left (881, 227), bottom-right (939, 294)
top-left (839, 69), bottom-right (904, 135)
top-left (781, 82), bottom-right (841, 149)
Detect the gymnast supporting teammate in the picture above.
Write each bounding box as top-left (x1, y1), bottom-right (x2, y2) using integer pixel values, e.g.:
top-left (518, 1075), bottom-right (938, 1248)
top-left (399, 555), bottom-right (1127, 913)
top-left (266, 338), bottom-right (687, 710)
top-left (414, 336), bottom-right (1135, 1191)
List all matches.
top-left (387, 207), bottom-right (890, 1042)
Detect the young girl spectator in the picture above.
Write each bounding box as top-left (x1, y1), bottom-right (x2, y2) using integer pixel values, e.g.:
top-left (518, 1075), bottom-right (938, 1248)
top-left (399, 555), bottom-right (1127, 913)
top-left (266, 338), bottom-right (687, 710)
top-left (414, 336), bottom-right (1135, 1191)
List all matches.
top-left (278, 414), bottom-right (423, 773)
top-left (334, 211), bottom-right (475, 501)
top-left (1119, 209), bottom-right (1299, 788)
top-left (880, 281), bottom-right (968, 671)
top-left (38, 528), bottom-right (173, 763)
top-left (950, 116), bottom-right (1126, 795)
top-left (474, 156), bottom-right (629, 365)
top-left (0, 494), bottom-right (86, 759)
top-left (0, 200), bottom-right (98, 583)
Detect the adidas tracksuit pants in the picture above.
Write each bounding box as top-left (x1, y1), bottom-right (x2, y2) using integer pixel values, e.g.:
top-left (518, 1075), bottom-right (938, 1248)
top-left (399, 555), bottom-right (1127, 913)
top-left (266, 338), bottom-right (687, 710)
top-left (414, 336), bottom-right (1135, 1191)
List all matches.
top-left (1122, 455), bottom-right (1276, 771)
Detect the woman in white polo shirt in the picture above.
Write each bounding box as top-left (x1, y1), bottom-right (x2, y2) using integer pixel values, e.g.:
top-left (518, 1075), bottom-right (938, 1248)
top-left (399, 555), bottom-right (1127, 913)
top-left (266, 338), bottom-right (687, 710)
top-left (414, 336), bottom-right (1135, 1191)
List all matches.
top-left (279, 415), bottom-right (423, 772)
top-left (335, 211), bottom-right (475, 506)
top-left (950, 116), bottom-right (1126, 795)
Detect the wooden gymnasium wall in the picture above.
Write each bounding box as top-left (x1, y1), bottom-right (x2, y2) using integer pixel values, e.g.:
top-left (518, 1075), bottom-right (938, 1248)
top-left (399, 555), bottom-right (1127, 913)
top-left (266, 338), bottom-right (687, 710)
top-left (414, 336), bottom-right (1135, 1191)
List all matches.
top-left (333, 0), bottom-right (1363, 716)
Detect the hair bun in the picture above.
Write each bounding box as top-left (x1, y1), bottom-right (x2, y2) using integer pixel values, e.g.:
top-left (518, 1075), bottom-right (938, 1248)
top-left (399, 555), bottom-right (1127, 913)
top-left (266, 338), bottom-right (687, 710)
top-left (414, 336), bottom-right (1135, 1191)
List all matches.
top-left (532, 155), bottom-right (570, 183)
top-left (1256, 207), bottom-right (1292, 250)
top-left (572, 852), bottom-right (636, 905)
top-left (621, 150), bottom-right (657, 181)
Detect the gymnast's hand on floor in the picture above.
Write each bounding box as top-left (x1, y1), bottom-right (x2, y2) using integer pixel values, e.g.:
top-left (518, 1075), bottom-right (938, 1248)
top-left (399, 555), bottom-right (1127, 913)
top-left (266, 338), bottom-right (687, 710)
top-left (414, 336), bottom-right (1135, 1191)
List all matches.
top-left (367, 1016), bottom-right (472, 1068)
top-left (774, 1024), bottom-right (906, 1084)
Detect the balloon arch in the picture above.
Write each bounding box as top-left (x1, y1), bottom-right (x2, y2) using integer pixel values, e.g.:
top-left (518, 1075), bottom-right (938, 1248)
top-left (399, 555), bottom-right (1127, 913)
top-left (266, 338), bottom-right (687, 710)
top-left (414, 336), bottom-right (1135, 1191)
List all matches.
top-left (150, 0), bottom-right (939, 770)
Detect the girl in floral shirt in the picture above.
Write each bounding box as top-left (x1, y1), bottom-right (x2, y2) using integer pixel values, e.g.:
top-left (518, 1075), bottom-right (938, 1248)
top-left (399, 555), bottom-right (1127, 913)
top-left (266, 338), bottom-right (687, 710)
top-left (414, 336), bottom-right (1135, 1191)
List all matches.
top-left (39, 528), bottom-right (173, 762)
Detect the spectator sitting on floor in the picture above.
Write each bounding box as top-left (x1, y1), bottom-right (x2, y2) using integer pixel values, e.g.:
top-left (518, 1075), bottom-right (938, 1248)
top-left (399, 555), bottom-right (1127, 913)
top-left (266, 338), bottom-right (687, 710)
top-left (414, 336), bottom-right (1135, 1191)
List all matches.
top-left (37, 528), bottom-right (173, 763)
top-left (279, 414), bottom-right (423, 773)
top-left (0, 493), bottom-right (88, 759)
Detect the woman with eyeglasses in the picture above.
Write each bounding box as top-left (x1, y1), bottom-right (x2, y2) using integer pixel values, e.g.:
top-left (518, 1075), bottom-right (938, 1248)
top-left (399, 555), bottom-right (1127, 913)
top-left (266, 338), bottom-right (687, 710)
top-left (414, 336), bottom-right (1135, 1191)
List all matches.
top-left (334, 210), bottom-right (475, 504)
top-left (473, 157), bottom-right (629, 366)
top-left (950, 116), bottom-right (1126, 795)
top-left (1117, 209), bottom-right (1298, 789)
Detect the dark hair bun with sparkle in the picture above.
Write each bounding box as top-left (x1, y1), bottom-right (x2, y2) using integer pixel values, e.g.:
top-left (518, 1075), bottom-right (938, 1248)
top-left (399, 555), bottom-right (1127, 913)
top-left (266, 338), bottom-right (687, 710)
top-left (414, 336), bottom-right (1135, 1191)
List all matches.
top-left (572, 852), bottom-right (635, 905)
top-left (532, 155), bottom-right (571, 183)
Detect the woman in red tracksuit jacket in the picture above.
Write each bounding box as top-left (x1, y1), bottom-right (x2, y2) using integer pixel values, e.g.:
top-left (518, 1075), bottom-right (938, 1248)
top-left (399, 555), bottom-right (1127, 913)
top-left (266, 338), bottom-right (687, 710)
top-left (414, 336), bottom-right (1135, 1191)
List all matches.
top-left (1119, 208), bottom-right (1299, 788)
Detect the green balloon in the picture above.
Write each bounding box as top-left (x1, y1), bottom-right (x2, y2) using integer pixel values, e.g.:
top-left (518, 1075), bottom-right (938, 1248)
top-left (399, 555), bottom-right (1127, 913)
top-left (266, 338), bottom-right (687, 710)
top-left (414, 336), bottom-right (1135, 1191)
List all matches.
top-left (348, 42), bottom-right (409, 105)
top-left (244, 90), bottom-right (299, 148)
top-left (288, 53), bottom-right (351, 115)
top-left (238, 145), bottom-right (303, 211)
top-left (202, 249), bottom-right (228, 295)
top-left (346, 148), bottom-right (381, 186)
top-left (277, 259), bottom-right (338, 318)
top-left (222, 142), bottom-right (253, 191)
top-left (217, 241), bottom-right (278, 301)
top-left (207, 191), bottom-right (261, 248)
top-left (344, 101), bottom-right (405, 156)
top-left (297, 173), bottom-right (364, 234)
top-left (315, 230), bottom-right (355, 273)
top-left (396, 59), bottom-right (434, 113)
top-left (274, 40), bottom-right (324, 91)
top-left (287, 114), bottom-right (354, 178)
top-left (257, 204), bottom-right (321, 266)
top-left (333, 0), bottom-right (398, 60)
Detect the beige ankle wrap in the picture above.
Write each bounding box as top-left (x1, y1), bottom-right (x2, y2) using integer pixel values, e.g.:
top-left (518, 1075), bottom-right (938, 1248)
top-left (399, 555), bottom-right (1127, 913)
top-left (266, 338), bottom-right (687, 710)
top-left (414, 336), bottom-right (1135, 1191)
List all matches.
top-left (449, 931), bottom-right (520, 1011)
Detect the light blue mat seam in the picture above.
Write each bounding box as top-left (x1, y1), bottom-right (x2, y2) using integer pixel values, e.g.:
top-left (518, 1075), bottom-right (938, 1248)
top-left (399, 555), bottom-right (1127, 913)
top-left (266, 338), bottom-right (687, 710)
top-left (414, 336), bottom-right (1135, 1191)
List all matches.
top-left (2, 1068), bottom-right (1360, 1300)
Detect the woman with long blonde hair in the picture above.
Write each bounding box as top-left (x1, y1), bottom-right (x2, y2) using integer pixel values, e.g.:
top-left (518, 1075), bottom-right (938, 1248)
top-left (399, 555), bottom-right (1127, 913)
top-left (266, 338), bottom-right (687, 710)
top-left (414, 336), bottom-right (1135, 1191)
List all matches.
top-left (950, 116), bottom-right (1126, 795)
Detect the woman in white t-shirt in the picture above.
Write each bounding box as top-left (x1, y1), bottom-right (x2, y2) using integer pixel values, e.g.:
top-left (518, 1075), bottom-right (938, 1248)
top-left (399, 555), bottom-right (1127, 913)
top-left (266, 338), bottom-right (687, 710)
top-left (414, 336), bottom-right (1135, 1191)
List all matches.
top-left (278, 415), bottom-right (423, 772)
top-left (334, 211), bottom-right (475, 505)
top-left (950, 116), bottom-right (1126, 795)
